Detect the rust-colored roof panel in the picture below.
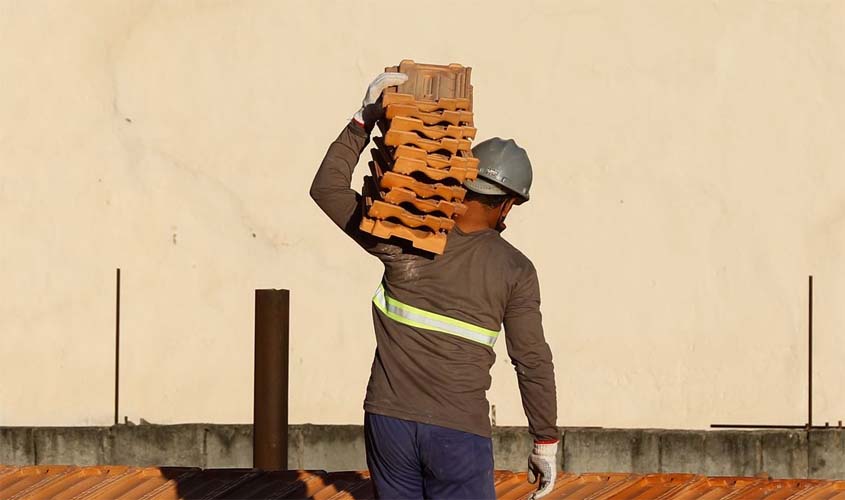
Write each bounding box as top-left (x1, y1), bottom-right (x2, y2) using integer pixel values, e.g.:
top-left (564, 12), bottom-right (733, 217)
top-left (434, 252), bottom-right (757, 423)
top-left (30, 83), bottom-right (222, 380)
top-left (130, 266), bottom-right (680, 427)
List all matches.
top-left (794, 481), bottom-right (845, 499)
top-left (556, 473), bottom-right (641, 498)
top-left (606, 473), bottom-right (698, 499)
top-left (730, 478), bottom-right (824, 500)
top-left (667, 476), bottom-right (763, 500)
top-left (17, 466), bottom-right (133, 500)
top-left (2, 466), bottom-right (845, 500)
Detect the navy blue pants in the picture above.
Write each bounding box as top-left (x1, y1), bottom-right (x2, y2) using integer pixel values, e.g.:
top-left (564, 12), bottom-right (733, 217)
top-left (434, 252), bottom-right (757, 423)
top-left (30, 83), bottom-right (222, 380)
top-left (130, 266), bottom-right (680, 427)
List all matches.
top-left (364, 412), bottom-right (496, 500)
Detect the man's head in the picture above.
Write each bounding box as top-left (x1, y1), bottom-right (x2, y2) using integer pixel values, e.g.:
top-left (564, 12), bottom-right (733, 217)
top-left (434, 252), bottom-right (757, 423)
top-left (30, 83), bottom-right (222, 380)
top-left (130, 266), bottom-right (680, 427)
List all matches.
top-left (462, 190), bottom-right (517, 232)
top-left (461, 138), bottom-right (533, 232)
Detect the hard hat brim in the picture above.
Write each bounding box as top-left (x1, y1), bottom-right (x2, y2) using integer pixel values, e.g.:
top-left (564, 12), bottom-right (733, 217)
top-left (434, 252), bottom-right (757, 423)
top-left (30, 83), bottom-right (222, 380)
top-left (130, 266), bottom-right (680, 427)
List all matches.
top-left (464, 176), bottom-right (509, 197)
top-left (464, 176), bottom-right (530, 204)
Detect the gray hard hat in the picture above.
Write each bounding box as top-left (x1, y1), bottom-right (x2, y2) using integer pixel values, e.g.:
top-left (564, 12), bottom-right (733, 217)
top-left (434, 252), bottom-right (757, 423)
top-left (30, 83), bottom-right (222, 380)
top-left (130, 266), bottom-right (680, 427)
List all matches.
top-left (464, 138), bottom-right (533, 203)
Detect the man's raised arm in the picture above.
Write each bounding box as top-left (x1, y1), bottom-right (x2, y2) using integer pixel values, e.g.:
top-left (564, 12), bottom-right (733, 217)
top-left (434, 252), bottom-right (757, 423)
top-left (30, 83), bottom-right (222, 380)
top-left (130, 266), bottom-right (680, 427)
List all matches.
top-left (310, 72), bottom-right (408, 236)
top-left (309, 121), bottom-right (369, 233)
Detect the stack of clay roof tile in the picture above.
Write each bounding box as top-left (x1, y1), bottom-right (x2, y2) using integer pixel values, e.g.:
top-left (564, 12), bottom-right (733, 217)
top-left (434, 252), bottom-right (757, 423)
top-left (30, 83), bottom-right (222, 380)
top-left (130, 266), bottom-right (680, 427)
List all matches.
top-left (359, 60), bottom-right (478, 255)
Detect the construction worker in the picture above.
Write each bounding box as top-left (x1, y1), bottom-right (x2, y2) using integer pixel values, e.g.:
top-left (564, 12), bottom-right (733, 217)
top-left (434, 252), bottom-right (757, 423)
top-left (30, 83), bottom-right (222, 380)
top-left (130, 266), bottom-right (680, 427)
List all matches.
top-left (310, 72), bottom-right (558, 500)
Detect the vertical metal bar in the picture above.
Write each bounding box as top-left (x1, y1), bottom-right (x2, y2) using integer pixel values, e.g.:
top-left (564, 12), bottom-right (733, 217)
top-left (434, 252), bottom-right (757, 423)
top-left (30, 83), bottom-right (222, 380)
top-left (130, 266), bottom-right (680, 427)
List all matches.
top-left (808, 275), bottom-right (813, 429)
top-left (114, 268), bottom-right (121, 426)
top-left (254, 289), bottom-right (290, 470)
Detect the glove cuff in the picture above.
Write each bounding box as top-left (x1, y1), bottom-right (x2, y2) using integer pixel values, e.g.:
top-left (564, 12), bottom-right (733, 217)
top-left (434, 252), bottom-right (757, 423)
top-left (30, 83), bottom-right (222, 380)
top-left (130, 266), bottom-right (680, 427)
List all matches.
top-left (532, 441), bottom-right (558, 457)
top-left (352, 108), bottom-right (365, 127)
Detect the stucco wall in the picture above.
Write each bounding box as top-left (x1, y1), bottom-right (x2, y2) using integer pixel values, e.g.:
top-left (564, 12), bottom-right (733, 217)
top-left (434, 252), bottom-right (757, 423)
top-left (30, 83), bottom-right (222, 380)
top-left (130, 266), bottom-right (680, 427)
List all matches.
top-left (1, 1), bottom-right (843, 428)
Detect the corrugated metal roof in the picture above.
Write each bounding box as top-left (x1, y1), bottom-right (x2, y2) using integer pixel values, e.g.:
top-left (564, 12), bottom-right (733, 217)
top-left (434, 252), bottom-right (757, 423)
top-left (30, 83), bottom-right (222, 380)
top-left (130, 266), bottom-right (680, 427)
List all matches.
top-left (1, 465), bottom-right (843, 499)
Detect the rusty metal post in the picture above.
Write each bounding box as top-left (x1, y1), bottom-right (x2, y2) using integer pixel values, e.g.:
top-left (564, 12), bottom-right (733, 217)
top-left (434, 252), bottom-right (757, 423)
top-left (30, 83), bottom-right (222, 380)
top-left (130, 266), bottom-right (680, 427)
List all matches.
top-left (808, 275), bottom-right (813, 429)
top-left (114, 268), bottom-right (121, 426)
top-left (253, 289), bottom-right (290, 470)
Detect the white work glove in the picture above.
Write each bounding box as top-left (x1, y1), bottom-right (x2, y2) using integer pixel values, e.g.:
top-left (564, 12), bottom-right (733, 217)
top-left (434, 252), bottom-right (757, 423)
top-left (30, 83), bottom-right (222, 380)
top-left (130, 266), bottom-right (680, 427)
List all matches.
top-left (352, 72), bottom-right (408, 130)
top-left (527, 441), bottom-right (558, 499)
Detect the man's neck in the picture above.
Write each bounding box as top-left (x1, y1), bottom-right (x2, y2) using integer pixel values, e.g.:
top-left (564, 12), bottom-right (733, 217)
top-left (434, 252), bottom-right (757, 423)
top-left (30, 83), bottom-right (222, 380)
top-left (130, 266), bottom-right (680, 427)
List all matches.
top-left (455, 217), bottom-right (494, 234)
top-left (456, 201), bottom-right (498, 233)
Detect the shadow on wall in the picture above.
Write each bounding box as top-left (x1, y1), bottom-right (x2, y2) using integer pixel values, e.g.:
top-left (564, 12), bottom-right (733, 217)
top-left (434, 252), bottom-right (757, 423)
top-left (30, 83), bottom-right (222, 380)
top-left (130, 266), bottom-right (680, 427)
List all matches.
top-left (160, 468), bottom-right (374, 499)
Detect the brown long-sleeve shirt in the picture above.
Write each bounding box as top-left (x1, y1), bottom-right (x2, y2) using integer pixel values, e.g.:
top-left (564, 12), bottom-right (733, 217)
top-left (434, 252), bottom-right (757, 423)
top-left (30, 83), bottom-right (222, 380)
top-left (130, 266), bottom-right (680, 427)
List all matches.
top-left (310, 121), bottom-right (558, 440)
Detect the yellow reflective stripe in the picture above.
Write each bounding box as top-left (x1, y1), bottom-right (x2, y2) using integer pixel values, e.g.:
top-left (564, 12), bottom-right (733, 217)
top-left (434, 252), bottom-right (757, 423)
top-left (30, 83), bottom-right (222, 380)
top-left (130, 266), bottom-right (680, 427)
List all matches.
top-left (383, 294), bottom-right (499, 338)
top-left (372, 284), bottom-right (500, 347)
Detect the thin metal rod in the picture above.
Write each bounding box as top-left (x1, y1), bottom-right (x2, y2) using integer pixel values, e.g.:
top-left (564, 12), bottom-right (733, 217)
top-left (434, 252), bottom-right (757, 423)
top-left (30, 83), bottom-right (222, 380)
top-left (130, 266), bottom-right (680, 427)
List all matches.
top-left (808, 275), bottom-right (813, 429)
top-left (712, 276), bottom-right (820, 432)
top-left (254, 289), bottom-right (290, 470)
top-left (114, 268), bottom-right (121, 426)
top-left (711, 424), bottom-right (828, 429)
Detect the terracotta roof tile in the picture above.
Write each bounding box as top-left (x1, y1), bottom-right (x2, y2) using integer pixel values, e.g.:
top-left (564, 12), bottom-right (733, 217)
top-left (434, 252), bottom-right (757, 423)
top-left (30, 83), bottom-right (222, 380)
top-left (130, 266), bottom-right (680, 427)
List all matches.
top-left (355, 60), bottom-right (478, 255)
top-left (359, 216), bottom-right (448, 254)
top-left (385, 104), bottom-right (474, 127)
top-left (389, 60), bottom-right (472, 104)
top-left (384, 129), bottom-right (472, 155)
top-left (381, 187), bottom-right (468, 218)
top-left (371, 140), bottom-right (479, 171)
top-left (367, 200), bottom-right (456, 232)
top-left (2, 466), bottom-right (844, 500)
top-left (371, 142), bottom-right (478, 185)
top-left (392, 156), bottom-right (478, 183)
top-left (382, 92), bottom-right (472, 112)
top-left (392, 145), bottom-right (479, 170)
top-left (389, 116), bottom-right (477, 141)
top-left (379, 171), bottom-right (467, 202)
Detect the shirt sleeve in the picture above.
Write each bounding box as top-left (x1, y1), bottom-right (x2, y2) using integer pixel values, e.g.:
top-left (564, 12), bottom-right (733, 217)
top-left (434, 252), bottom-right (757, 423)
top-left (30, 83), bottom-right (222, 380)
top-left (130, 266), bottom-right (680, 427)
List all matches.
top-left (503, 261), bottom-right (559, 441)
top-left (309, 121), bottom-right (398, 256)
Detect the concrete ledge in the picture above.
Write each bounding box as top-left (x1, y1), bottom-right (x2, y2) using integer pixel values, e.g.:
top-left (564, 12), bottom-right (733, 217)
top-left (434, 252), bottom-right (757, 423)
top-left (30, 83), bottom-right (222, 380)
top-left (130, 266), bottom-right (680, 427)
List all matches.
top-left (111, 424), bottom-right (206, 467)
top-left (659, 430), bottom-right (707, 473)
top-left (761, 431), bottom-right (808, 478)
top-left (33, 427), bottom-right (110, 465)
top-left (563, 428), bottom-right (658, 473)
top-left (492, 426), bottom-right (540, 471)
top-left (3, 425), bottom-right (845, 478)
top-left (809, 430), bottom-right (845, 478)
top-left (291, 424), bottom-right (366, 471)
top-left (702, 431), bottom-right (761, 476)
top-left (0, 427), bottom-right (34, 465)
top-left (205, 425), bottom-right (252, 468)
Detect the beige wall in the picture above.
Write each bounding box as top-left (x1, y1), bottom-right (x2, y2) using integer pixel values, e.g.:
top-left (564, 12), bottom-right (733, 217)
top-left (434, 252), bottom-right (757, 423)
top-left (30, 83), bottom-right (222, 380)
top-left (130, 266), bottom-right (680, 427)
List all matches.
top-left (1, 0), bottom-right (843, 428)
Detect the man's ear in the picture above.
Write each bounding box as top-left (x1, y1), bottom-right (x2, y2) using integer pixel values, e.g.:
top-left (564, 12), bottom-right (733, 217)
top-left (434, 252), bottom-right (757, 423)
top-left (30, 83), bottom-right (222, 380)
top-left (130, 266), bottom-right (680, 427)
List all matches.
top-left (501, 197), bottom-right (517, 218)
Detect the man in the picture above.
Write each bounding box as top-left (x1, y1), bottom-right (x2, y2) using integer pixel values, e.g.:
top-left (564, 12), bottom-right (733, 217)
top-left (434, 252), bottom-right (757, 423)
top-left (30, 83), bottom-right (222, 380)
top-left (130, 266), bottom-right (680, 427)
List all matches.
top-left (310, 72), bottom-right (558, 500)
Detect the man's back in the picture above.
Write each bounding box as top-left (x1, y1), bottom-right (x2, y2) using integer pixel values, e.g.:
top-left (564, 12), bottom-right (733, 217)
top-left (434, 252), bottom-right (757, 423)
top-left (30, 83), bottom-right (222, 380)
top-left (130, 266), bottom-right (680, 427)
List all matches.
top-left (366, 225), bottom-right (546, 438)
top-left (310, 120), bottom-right (558, 441)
